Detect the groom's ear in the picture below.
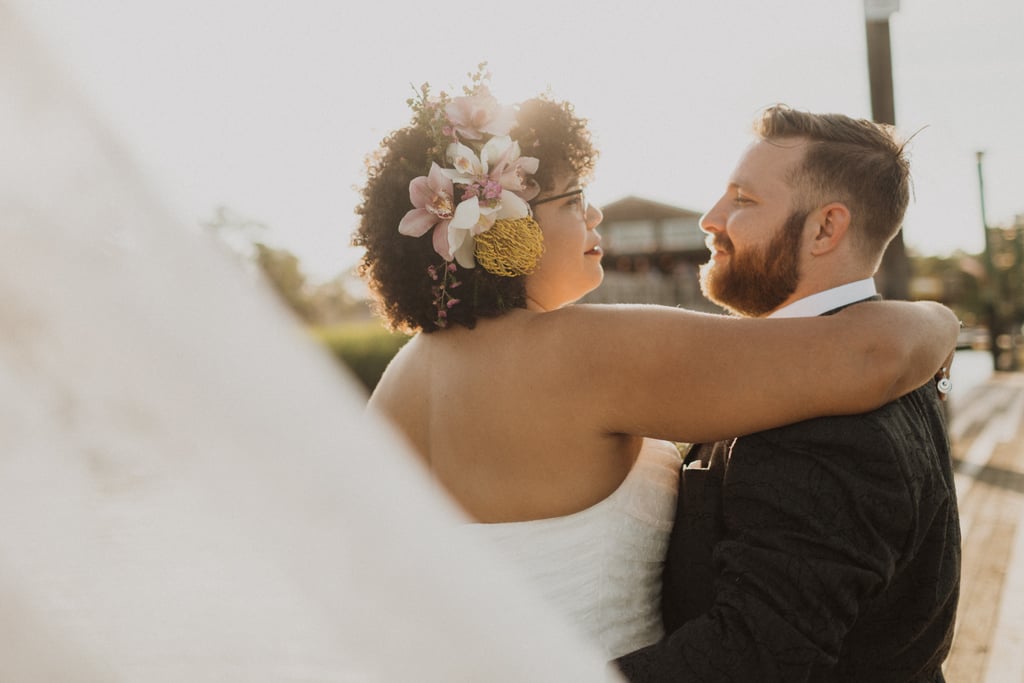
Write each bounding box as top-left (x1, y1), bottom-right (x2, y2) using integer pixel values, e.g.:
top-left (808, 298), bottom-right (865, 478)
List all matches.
top-left (808, 203), bottom-right (851, 256)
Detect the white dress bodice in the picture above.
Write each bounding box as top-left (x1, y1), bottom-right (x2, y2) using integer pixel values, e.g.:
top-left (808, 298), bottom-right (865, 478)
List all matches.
top-left (464, 439), bottom-right (681, 659)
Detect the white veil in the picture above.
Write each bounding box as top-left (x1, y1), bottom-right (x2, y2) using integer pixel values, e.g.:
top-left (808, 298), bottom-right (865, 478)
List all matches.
top-left (0, 4), bottom-right (619, 680)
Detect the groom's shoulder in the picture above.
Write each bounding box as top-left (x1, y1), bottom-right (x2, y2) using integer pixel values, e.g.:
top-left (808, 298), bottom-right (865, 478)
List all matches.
top-left (739, 382), bottom-right (943, 457)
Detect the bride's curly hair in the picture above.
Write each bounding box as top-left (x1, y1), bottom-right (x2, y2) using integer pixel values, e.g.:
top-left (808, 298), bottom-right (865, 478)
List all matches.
top-left (353, 95), bottom-right (598, 334)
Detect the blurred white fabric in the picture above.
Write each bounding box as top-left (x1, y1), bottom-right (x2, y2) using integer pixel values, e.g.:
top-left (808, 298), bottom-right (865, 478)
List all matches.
top-left (0, 4), bottom-right (619, 680)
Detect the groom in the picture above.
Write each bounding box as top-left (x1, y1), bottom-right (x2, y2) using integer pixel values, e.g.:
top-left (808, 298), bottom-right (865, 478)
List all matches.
top-left (617, 106), bottom-right (960, 681)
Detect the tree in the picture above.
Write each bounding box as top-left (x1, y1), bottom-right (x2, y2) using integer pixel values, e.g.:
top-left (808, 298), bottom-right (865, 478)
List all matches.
top-left (204, 206), bottom-right (316, 323)
top-left (307, 272), bottom-right (367, 325)
top-left (908, 250), bottom-right (984, 325)
top-left (252, 242), bottom-right (316, 323)
top-left (203, 205), bottom-right (372, 325)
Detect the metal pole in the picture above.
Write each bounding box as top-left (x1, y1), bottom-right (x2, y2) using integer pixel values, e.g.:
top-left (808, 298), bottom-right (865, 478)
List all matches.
top-left (1011, 222), bottom-right (1023, 371)
top-left (976, 151), bottom-right (1001, 371)
top-left (1015, 218), bottom-right (1024, 370)
top-left (866, 20), bottom-right (896, 125)
top-left (865, 4), bottom-right (910, 300)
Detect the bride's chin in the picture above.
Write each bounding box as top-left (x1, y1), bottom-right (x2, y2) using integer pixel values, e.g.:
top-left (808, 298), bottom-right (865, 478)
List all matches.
top-left (576, 273), bottom-right (603, 302)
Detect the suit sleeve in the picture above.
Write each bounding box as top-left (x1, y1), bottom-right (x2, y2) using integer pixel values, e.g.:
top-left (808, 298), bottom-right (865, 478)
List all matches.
top-left (616, 419), bottom-right (913, 682)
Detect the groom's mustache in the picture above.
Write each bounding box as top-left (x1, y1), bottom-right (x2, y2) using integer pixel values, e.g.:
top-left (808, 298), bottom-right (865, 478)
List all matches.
top-left (706, 237), bottom-right (733, 254)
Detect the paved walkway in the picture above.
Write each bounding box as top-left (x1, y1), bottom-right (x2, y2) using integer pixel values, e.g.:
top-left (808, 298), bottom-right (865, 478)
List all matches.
top-left (945, 372), bottom-right (1024, 682)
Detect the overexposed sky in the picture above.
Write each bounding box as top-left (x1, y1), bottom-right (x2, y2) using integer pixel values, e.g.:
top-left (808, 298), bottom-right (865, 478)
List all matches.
top-left (18, 0), bottom-right (1024, 282)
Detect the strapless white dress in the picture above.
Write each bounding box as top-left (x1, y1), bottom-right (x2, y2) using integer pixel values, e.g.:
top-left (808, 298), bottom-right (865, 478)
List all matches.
top-left (464, 439), bottom-right (681, 659)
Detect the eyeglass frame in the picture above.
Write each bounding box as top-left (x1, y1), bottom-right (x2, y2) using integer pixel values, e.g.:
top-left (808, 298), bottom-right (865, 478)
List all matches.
top-left (529, 188), bottom-right (589, 218)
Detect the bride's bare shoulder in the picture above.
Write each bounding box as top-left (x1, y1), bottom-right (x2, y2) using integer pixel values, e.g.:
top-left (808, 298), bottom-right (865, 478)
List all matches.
top-left (518, 303), bottom-right (720, 347)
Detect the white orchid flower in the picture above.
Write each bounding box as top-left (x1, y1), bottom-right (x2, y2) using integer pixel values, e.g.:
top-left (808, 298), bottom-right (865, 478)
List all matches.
top-left (484, 137), bottom-right (540, 202)
top-left (479, 136), bottom-right (514, 171)
top-left (447, 196), bottom-right (493, 268)
top-left (443, 142), bottom-right (485, 184)
top-left (496, 190), bottom-right (529, 219)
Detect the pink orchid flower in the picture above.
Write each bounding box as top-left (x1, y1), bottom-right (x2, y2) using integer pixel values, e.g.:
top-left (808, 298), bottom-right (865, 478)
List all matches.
top-left (486, 139), bottom-right (540, 202)
top-left (445, 87), bottom-right (516, 140)
top-left (398, 162), bottom-right (457, 261)
top-left (444, 137), bottom-right (538, 201)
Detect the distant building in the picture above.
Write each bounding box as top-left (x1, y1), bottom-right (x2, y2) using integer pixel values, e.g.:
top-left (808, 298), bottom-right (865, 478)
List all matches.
top-left (583, 195), bottom-right (721, 312)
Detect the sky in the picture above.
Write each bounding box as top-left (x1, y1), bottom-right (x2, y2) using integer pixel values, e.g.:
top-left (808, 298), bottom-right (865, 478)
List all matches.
top-left (17, 0), bottom-right (1024, 283)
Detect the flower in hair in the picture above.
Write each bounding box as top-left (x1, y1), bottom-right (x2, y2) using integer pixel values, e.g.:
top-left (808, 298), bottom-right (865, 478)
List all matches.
top-left (445, 87), bottom-right (516, 140)
top-left (400, 70), bottom-right (544, 277)
top-left (437, 136), bottom-right (539, 267)
top-left (428, 262), bottom-right (462, 328)
top-left (474, 216), bottom-right (544, 277)
top-left (398, 162), bottom-right (456, 259)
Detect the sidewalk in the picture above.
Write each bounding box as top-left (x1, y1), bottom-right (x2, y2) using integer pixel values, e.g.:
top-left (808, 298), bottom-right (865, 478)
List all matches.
top-left (944, 372), bottom-right (1024, 682)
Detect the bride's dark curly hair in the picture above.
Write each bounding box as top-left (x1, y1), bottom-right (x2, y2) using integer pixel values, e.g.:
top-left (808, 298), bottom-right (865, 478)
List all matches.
top-left (353, 95), bottom-right (598, 333)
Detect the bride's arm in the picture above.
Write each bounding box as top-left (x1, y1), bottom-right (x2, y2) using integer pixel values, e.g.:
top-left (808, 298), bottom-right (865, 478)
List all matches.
top-left (526, 300), bottom-right (957, 444)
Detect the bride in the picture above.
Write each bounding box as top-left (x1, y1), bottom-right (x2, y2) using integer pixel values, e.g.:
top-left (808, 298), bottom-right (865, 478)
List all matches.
top-left (353, 75), bottom-right (958, 659)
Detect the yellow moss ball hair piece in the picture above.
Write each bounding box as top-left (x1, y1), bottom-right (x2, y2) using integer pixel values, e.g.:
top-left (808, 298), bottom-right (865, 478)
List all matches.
top-left (474, 216), bottom-right (545, 277)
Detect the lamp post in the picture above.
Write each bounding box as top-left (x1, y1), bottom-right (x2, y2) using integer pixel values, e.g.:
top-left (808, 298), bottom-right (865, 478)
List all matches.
top-left (994, 224), bottom-right (1023, 372)
top-left (864, 0), bottom-right (910, 300)
top-left (1016, 220), bottom-right (1024, 372)
top-left (976, 151), bottom-right (1013, 371)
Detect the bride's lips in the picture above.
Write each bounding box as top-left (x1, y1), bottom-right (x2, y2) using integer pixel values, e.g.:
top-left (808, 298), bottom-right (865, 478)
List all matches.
top-left (585, 240), bottom-right (603, 256)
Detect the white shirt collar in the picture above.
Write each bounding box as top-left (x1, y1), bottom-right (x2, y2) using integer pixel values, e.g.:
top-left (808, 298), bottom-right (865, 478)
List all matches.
top-left (767, 278), bottom-right (878, 319)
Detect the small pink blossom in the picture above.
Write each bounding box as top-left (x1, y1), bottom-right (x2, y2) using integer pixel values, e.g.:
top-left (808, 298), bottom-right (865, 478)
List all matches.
top-left (483, 179), bottom-right (503, 200)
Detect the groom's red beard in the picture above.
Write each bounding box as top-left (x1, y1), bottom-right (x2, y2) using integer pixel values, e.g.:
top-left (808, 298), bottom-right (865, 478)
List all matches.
top-left (699, 210), bottom-right (806, 317)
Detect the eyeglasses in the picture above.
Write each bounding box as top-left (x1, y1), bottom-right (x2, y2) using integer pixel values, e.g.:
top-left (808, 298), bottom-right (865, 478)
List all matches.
top-left (530, 188), bottom-right (589, 220)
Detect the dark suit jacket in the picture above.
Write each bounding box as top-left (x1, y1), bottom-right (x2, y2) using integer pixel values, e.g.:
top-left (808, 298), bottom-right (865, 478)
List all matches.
top-left (617, 359), bottom-right (961, 681)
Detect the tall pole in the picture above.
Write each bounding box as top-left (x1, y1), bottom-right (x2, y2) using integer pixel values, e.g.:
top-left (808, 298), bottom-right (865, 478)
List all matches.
top-left (865, 20), bottom-right (896, 127)
top-left (1011, 220), bottom-right (1024, 371)
top-left (977, 151), bottom-right (1012, 371)
top-left (864, 1), bottom-right (910, 300)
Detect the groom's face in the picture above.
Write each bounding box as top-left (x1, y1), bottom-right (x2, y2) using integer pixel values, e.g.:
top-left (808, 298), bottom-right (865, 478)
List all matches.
top-left (698, 139), bottom-right (810, 317)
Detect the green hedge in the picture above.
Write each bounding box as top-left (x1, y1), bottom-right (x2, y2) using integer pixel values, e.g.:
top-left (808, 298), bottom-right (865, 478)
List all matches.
top-left (311, 321), bottom-right (411, 393)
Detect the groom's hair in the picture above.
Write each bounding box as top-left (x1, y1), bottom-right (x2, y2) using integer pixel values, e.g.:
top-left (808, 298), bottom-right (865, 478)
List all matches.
top-left (754, 105), bottom-right (911, 260)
